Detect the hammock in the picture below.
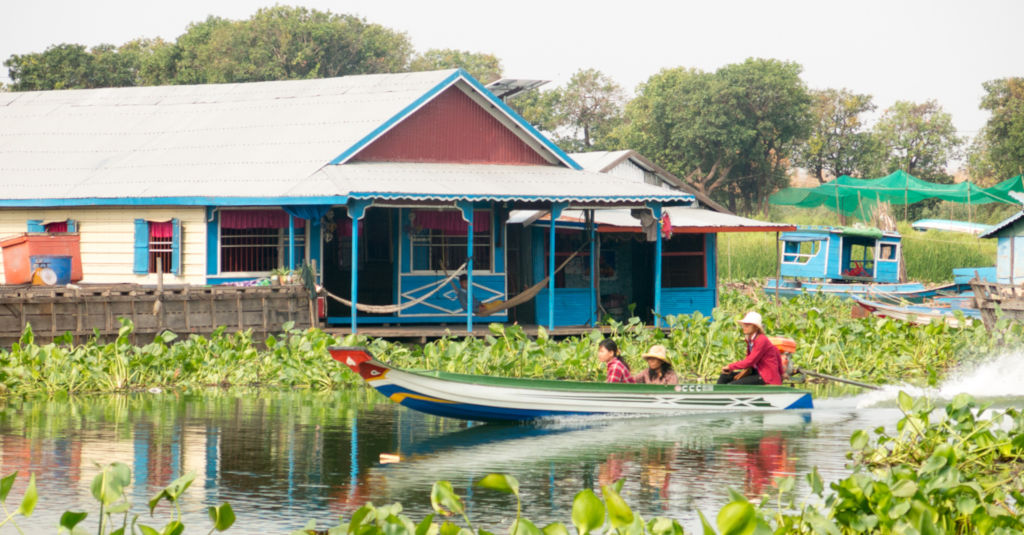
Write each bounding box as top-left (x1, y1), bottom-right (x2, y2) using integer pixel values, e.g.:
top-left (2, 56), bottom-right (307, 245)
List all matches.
top-left (476, 243), bottom-right (589, 317)
top-left (323, 261), bottom-right (467, 314)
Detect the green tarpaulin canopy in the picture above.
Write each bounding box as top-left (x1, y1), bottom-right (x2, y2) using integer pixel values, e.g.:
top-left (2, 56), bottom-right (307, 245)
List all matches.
top-left (770, 171), bottom-right (1024, 217)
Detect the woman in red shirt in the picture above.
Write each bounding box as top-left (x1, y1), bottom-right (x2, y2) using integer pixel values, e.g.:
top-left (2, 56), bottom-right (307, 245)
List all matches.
top-left (717, 311), bottom-right (784, 385)
top-left (597, 338), bottom-right (635, 383)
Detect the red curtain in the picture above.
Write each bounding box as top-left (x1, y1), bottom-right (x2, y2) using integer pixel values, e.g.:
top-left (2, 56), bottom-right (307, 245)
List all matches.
top-left (221, 210), bottom-right (305, 229)
top-left (411, 210), bottom-right (490, 233)
top-left (149, 221), bottom-right (173, 238)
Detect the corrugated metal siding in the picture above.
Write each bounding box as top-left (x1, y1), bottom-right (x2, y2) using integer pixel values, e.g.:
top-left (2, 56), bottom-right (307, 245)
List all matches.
top-left (0, 207), bottom-right (206, 284)
top-left (352, 87), bottom-right (551, 165)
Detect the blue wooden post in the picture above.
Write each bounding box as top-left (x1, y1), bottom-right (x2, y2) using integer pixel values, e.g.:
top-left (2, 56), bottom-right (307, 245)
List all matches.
top-left (589, 209), bottom-right (597, 325)
top-left (548, 203), bottom-right (567, 331)
top-left (650, 203), bottom-right (663, 328)
top-left (288, 216), bottom-right (296, 270)
top-left (456, 202), bottom-right (475, 333)
top-left (347, 200), bottom-right (372, 334)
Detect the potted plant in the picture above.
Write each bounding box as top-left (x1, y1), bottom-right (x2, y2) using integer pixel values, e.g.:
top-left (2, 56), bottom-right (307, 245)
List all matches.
top-left (270, 267), bottom-right (293, 285)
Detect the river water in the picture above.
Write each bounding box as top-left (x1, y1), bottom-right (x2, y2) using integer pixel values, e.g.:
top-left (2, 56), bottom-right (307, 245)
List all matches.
top-left (1, 352), bottom-right (1022, 534)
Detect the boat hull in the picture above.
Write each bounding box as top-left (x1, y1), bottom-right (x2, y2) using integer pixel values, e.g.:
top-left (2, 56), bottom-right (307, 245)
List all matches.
top-left (764, 279), bottom-right (964, 302)
top-left (330, 347), bottom-right (813, 422)
top-left (852, 296), bottom-right (979, 327)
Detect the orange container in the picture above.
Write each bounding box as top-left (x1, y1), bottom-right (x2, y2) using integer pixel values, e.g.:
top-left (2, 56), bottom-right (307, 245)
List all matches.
top-left (1, 233), bottom-right (83, 284)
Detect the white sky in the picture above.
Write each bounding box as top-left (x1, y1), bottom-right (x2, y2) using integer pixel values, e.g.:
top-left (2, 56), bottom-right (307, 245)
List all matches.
top-left (3, 0), bottom-right (1023, 141)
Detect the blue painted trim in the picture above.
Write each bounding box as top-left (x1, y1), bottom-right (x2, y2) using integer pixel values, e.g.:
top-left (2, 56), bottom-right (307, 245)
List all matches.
top-left (349, 192), bottom-right (695, 203)
top-left (288, 217), bottom-right (296, 270)
top-left (347, 200), bottom-right (372, 333)
top-left (456, 201), bottom-right (475, 333)
top-left (589, 210), bottom-right (597, 325)
top-left (328, 70), bottom-right (463, 165)
top-left (133, 219), bottom-right (149, 274)
top-left (785, 393), bottom-right (814, 410)
top-left (548, 202), bottom-right (567, 331)
top-left (651, 203), bottom-right (663, 328)
top-left (206, 208), bottom-right (219, 276)
top-left (66, 219), bottom-right (78, 233)
top-left (26, 220), bottom-right (44, 232)
top-left (0, 196), bottom-right (349, 207)
top-left (171, 218), bottom-right (181, 276)
top-left (326, 314), bottom-right (505, 325)
top-left (454, 68), bottom-right (582, 170)
top-left (309, 216), bottom-right (322, 283)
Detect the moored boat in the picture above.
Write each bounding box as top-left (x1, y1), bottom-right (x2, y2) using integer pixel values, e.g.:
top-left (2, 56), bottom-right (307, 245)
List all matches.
top-left (852, 296), bottom-right (980, 328)
top-left (329, 347), bottom-right (813, 422)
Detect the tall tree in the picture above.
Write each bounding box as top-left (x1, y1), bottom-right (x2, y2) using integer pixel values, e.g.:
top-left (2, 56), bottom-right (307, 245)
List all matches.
top-left (506, 68), bottom-right (624, 152)
top-left (4, 43), bottom-right (130, 90)
top-left (979, 77), bottom-right (1024, 179)
top-left (409, 49), bottom-right (502, 84)
top-left (175, 6), bottom-right (413, 84)
top-left (555, 68), bottom-right (626, 151)
top-left (872, 100), bottom-right (962, 180)
top-left (793, 88), bottom-right (876, 182)
top-left (620, 59), bottom-right (811, 214)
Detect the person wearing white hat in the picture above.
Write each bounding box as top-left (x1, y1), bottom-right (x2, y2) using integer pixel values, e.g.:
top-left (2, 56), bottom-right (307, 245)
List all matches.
top-left (717, 311), bottom-right (785, 385)
top-left (632, 345), bottom-right (678, 385)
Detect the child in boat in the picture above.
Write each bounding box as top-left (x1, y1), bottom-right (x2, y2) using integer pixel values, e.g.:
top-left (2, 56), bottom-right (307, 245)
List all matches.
top-left (717, 311), bottom-right (784, 385)
top-left (596, 338), bottom-right (634, 383)
top-left (633, 345), bottom-right (679, 385)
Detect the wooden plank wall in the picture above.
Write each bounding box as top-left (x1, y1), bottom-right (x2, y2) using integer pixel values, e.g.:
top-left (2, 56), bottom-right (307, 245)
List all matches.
top-left (0, 284), bottom-right (314, 346)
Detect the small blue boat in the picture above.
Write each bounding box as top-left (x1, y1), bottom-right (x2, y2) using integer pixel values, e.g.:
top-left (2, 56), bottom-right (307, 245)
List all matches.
top-left (764, 226), bottom-right (966, 301)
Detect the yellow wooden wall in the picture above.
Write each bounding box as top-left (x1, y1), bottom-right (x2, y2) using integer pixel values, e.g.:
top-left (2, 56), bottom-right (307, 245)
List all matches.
top-left (0, 207), bottom-right (207, 284)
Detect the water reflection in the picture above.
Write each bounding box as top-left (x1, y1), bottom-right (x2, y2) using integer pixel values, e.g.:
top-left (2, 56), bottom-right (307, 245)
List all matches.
top-left (0, 390), bottom-right (896, 534)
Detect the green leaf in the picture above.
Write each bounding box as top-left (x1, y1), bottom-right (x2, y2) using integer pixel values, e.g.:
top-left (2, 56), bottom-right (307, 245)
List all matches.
top-left (137, 526), bottom-right (159, 535)
top-left (17, 473), bottom-right (37, 517)
top-left (807, 467), bottom-right (824, 496)
top-left (571, 489), bottom-right (605, 535)
top-left (601, 484), bottom-right (634, 528)
top-left (888, 501), bottom-right (911, 519)
top-left (59, 511), bottom-right (88, 532)
top-left (775, 476), bottom-right (795, 494)
top-left (439, 521), bottom-right (462, 535)
top-left (698, 511), bottom-right (718, 535)
top-left (850, 429), bottom-right (869, 450)
top-left (540, 522), bottom-right (570, 535)
top-left (430, 481), bottom-right (464, 516)
top-left (476, 473), bottom-right (519, 496)
top-left (897, 391), bottom-right (913, 413)
top-left (891, 479), bottom-right (918, 498)
top-left (350, 504), bottom-right (375, 530)
top-left (208, 503), bottom-right (236, 531)
top-left (163, 520), bottom-right (185, 535)
top-left (0, 472), bottom-right (16, 503)
top-left (919, 453), bottom-right (948, 474)
top-left (415, 513), bottom-right (435, 535)
top-left (716, 501), bottom-right (755, 535)
top-left (512, 517), bottom-right (543, 535)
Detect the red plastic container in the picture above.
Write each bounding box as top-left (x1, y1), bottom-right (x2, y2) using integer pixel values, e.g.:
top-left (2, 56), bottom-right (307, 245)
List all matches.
top-left (1, 234), bottom-right (83, 284)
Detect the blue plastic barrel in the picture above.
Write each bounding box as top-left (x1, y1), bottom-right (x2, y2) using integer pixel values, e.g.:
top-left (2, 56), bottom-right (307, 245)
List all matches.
top-left (30, 255), bottom-right (72, 285)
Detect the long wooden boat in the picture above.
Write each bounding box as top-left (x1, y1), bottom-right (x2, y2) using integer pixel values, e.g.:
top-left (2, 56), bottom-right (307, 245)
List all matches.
top-left (852, 296), bottom-right (980, 328)
top-left (763, 279), bottom-right (963, 302)
top-left (969, 279), bottom-right (1024, 330)
top-left (330, 347), bottom-right (813, 422)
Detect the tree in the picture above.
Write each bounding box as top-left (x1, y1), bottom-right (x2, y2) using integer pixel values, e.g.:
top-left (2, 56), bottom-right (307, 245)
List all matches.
top-left (4, 43), bottom-right (122, 90)
top-left (409, 49), bottom-right (502, 84)
top-left (173, 6), bottom-right (413, 84)
top-left (793, 88), bottom-right (876, 182)
top-left (872, 100), bottom-right (962, 181)
top-left (505, 68), bottom-right (624, 152)
top-left (979, 77), bottom-right (1024, 180)
top-left (619, 59), bottom-right (811, 214)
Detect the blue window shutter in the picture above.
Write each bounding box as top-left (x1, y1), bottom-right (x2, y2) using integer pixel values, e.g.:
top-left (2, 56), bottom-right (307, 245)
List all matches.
top-left (27, 220), bottom-right (44, 233)
top-left (133, 219), bottom-right (149, 274)
top-left (171, 218), bottom-right (182, 276)
top-left (67, 219), bottom-right (78, 233)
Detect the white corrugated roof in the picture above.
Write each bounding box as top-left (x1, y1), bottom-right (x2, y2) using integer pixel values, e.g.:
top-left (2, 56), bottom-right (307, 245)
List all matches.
top-left (295, 162), bottom-right (694, 203)
top-left (0, 70), bottom-right (465, 201)
top-left (566, 150), bottom-right (632, 172)
top-left (509, 207), bottom-right (792, 231)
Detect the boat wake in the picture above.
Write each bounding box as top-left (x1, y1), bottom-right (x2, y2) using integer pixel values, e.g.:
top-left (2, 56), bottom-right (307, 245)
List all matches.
top-left (817, 350), bottom-right (1024, 409)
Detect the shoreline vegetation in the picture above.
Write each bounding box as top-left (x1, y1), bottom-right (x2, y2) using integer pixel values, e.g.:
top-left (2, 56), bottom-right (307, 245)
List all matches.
top-left (0, 289), bottom-right (1020, 397)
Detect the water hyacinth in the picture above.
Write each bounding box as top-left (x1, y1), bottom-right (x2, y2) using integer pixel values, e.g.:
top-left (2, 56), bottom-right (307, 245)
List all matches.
top-left (0, 290), bottom-right (1021, 396)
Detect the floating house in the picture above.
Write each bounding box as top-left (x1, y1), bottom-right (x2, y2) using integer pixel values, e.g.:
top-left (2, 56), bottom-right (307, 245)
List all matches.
top-left (0, 68), bottom-right (788, 335)
top-left (979, 209), bottom-right (1024, 284)
top-left (774, 226), bottom-right (902, 283)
